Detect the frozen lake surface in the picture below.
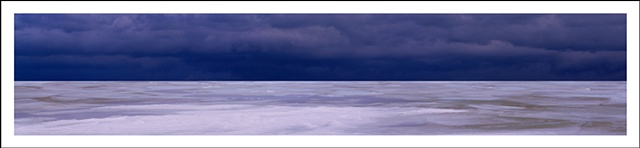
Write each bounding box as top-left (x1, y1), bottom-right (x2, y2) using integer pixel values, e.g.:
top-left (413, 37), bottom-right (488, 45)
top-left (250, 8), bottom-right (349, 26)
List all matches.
top-left (14, 81), bottom-right (626, 135)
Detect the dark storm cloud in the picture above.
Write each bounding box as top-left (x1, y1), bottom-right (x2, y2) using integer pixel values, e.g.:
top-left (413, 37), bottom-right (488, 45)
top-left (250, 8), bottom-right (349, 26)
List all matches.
top-left (14, 14), bottom-right (626, 80)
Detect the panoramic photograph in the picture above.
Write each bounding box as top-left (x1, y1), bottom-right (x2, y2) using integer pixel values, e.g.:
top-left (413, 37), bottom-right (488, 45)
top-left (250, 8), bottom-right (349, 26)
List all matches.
top-left (14, 14), bottom-right (626, 135)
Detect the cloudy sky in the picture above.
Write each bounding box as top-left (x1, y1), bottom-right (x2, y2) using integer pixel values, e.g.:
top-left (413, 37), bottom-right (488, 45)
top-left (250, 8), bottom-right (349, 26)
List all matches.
top-left (14, 14), bottom-right (626, 80)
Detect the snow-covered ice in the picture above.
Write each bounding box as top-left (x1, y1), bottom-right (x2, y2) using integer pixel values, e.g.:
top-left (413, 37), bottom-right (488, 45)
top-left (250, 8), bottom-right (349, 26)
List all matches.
top-left (14, 81), bottom-right (626, 135)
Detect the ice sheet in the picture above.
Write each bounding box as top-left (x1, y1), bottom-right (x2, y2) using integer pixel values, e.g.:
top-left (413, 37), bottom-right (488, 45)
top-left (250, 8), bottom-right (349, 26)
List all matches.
top-left (14, 81), bottom-right (626, 135)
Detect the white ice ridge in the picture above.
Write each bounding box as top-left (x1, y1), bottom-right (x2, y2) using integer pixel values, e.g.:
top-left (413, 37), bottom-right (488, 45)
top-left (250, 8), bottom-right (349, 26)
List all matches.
top-left (15, 104), bottom-right (385, 135)
top-left (399, 108), bottom-right (467, 116)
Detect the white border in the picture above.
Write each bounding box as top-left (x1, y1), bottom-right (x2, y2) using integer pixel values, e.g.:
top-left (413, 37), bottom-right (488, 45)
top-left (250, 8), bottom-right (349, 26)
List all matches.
top-left (2, 1), bottom-right (638, 147)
